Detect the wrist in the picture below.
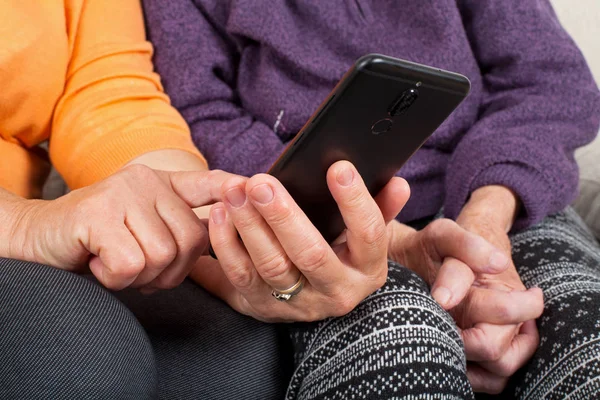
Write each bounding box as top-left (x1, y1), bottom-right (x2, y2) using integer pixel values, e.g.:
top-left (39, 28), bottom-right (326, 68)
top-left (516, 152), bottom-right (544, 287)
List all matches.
top-left (387, 220), bottom-right (417, 265)
top-left (461, 185), bottom-right (521, 232)
top-left (1, 195), bottom-right (44, 261)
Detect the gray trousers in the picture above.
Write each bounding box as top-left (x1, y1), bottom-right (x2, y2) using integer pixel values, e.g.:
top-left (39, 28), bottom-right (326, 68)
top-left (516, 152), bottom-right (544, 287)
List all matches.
top-left (0, 259), bottom-right (288, 399)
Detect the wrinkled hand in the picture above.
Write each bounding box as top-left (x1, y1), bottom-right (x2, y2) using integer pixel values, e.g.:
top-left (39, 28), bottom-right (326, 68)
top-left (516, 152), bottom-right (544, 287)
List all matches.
top-left (10, 165), bottom-right (234, 291)
top-left (386, 218), bottom-right (514, 310)
top-left (191, 161), bottom-right (410, 322)
top-left (455, 186), bottom-right (545, 394)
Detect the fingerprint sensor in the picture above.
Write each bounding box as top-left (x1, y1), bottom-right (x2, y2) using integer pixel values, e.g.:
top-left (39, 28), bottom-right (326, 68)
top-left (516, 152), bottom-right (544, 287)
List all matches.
top-left (371, 118), bottom-right (393, 135)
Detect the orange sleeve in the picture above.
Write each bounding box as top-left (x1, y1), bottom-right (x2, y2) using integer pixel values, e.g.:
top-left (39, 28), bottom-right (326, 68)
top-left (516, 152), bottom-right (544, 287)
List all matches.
top-left (50, 0), bottom-right (206, 189)
top-left (0, 138), bottom-right (50, 199)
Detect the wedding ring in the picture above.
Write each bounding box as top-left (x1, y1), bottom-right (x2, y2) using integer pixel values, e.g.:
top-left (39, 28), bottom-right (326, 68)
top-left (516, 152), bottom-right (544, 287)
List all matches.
top-left (271, 275), bottom-right (305, 302)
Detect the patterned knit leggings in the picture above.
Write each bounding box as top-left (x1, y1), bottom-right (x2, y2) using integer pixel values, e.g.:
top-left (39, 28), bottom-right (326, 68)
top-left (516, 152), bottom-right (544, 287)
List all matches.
top-left (286, 208), bottom-right (600, 399)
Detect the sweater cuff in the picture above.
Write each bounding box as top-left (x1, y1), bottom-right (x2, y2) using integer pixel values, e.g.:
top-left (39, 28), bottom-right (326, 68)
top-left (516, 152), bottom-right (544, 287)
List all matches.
top-left (465, 163), bottom-right (551, 231)
top-left (444, 136), bottom-right (577, 231)
top-left (57, 128), bottom-right (207, 189)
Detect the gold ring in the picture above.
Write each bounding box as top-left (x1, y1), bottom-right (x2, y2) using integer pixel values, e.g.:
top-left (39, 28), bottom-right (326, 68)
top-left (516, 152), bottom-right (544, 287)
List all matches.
top-left (271, 275), bottom-right (305, 302)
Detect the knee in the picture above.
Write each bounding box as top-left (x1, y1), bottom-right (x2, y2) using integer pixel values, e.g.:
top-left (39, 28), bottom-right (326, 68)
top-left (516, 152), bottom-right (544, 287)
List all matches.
top-left (290, 263), bottom-right (472, 398)
top-left (369, 262), bottom-right (466, 363)
top-left (0, 259), bottom-right (157, 399)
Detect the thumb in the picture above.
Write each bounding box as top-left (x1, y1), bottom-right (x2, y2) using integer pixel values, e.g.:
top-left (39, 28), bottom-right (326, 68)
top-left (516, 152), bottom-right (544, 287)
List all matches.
top-left (157, 169), bottom-right (244, 208)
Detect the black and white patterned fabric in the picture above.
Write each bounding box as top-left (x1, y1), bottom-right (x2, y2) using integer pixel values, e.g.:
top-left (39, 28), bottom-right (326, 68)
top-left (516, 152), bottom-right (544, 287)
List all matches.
top-left (287, 208), bottom-right (600, 399)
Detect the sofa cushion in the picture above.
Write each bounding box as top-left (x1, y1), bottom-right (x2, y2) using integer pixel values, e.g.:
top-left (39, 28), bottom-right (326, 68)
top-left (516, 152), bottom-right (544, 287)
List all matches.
top-left (574, 135), bottom-right (600, 239)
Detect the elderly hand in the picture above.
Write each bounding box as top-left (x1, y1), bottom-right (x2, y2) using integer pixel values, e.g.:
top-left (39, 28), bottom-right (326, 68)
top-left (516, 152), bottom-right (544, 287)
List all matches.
top-left (8, 165), bottom-right (235, 291)
top-left (454, 185), bottom-right (545, 394)
top-left (386, 218), bottom-right (514, 309)
top-left (191, 161), bottom-right (410, 322)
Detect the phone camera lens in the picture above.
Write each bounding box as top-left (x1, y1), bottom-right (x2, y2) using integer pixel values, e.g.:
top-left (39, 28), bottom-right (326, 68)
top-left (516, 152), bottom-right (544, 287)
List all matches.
top-left (371, 118), bottom-right (393, 135)
top-left (388, 88), bottom-right (419, 117)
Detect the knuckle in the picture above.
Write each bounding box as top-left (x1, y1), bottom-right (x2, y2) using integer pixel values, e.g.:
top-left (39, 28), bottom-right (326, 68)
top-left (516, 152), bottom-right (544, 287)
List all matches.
top-left (109, 254), bottom-right (145, 281)
top-left (226, 264), bottom-right (255, 290)
top-left (207, 169), bottom-right (231, 191)
top-left (493, 302), bottom-right (514, 323)
top-left (429, 218), bottom-right (456, 240)
top-left (177, 223), bottom-right (207, 255)
top-left (495, 358), bottom-right (519, 378)
top-left (481, 343), bottom-right (504, 362)
top-left (147, 240), bottom-right (178, 268)
top-left (264, 200), bottom-right (296, 228)
top-left (295, 241), bottom-right (330, 273)
top-left (102, 280), bottom-right (122, 291)
top-left (233, 212), bottom-right (264, 232)
top-left (359, 216), bottom-right (386, 247)
top-left (221, 176), bottom-right (246, 194)
top-left (257, 253), bottom-right (293, 281)
top-left (207, 169), bottom-right (225, 181)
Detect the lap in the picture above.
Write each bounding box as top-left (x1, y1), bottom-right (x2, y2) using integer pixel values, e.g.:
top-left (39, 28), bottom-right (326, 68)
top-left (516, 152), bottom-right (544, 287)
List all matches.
top-left (287, 262), bottom-right (473, 400)
top-left (505, 208), bottom-right (600, 399)
top-left (0, 258), bottom-right (156, 399)
top-left (114, 279), bottom-right (290, 400)
top-left (287, 208), bottom-right (600, 400)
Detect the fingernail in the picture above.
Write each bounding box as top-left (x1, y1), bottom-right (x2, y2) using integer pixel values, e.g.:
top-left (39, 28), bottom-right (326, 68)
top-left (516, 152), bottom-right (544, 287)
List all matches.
top-left (249, 184), bottom-right (274, 204)
top-left (432, 287), bottom-right (452, 308)
top-left (489, 251), bottom-right (510, 270)
top-left (225, 187), bottom-right (246, 208)
top-left (336, 167), bottom-right (354, 186)
top-left (211, 206), bottom-right (226, 224)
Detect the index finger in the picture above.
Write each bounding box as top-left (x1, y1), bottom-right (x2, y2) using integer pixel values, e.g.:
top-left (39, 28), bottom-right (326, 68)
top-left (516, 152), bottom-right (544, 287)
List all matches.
top-left (464, 287), bottom-right (544, 326)
top-left (159, 169), bottom-right (244, 208)
top-left (423, 219), bottom-right (510, 274)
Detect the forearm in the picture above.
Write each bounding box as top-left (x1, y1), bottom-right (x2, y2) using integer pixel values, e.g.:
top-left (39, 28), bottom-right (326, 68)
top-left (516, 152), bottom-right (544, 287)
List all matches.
top-left (51, 0), bottom-right (205, 190)
top-left (446, 1), bottom-right (600, 229)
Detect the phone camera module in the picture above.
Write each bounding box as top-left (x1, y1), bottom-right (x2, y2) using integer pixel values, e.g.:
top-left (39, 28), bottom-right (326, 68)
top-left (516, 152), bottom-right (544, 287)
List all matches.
top-left (371, 118), bottom-right (393, 135)
top-left (388, 88), bottom-right (419, 117)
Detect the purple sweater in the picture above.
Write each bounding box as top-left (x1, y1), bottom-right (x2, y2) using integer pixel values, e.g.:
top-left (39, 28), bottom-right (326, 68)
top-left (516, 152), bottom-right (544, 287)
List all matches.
top-left (144, 0), bottom-right (600, 230)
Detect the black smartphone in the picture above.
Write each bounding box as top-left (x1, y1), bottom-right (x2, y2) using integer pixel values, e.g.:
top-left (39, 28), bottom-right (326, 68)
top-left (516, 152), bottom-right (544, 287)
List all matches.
top-left (267, 54), bottom-right (471, 243)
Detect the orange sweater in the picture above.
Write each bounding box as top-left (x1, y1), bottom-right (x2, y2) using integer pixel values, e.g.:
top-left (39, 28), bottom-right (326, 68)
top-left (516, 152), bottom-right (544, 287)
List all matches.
top-left (0, 1), bottom-right (205, 198)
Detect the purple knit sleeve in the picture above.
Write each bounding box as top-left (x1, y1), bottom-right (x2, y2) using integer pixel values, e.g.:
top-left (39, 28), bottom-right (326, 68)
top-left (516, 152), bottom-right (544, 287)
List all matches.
top-left (446, 0), bottom-right (600, 230)
top-left (143, 0), bottom-right (285, 176)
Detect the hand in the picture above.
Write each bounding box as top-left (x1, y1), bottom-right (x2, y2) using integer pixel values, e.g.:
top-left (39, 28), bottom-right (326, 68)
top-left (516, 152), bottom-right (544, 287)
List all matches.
top-left (386, 218), bottom-right (513, 310)
top-left (191, 161), bottom-right (410, 322)
top-left (10, 165), bottom-right (234, 291)
top-left (454, 185), bottom-right (544, 394)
